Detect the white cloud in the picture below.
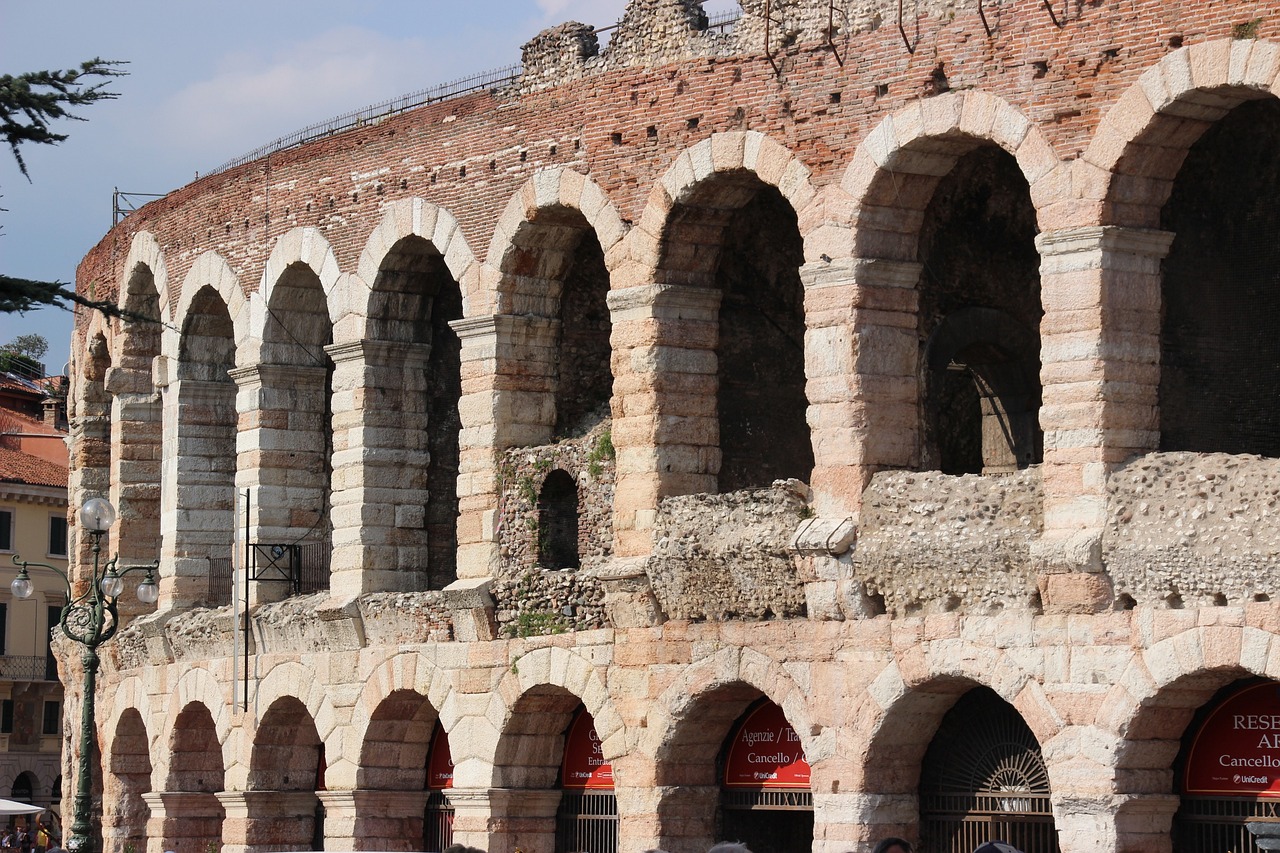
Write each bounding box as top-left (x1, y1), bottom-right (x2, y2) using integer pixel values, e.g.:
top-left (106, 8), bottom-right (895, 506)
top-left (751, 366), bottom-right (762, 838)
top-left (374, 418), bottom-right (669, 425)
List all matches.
top-left (154, 27), bottom-right (432, 168)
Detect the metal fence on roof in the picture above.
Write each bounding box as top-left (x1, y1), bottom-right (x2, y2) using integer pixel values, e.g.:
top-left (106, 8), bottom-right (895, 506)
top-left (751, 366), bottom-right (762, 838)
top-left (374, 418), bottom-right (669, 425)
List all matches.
top-left (206, 8), bottom-right (742, 179)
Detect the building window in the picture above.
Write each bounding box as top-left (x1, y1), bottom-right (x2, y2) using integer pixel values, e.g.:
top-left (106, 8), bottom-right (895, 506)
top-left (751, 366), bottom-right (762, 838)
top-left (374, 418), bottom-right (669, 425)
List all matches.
top-left (48, 515), bottom-right (68, 557)
top-left (1, 700), bottom-right (13, 734)
top-left (42, 701), bottom-right (60, 736)
top-left (0, 509), bottom-right (12, 551)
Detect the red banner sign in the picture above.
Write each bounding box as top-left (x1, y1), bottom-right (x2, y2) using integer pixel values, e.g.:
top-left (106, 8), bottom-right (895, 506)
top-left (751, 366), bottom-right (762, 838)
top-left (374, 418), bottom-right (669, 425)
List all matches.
top-left (1184, 681), bottom-right (1280, 799)
top-left (723, 701), bottom-right (810, 790)
top-left (427, 723), bottom-right (454, 790)
top-left (561, 710), bottom-right (614, 790)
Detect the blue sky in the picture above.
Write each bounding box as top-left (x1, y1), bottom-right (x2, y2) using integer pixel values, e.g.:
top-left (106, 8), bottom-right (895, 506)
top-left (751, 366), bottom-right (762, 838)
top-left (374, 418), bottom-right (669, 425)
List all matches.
top-left (0, 0), bottom-right (736, 372)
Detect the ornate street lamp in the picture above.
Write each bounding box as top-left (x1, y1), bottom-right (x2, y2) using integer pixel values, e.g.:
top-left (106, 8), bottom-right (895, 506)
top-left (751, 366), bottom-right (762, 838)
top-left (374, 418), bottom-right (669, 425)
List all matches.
top-left (10, 497), bottom-right (159, 853)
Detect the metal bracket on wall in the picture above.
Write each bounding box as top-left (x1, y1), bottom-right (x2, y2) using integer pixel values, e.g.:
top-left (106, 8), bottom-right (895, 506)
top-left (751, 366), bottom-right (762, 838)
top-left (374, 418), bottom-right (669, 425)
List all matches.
top-left (978, 0), bottom-right (993, 37)
top-left (764, 0), bottom-right (781, 74)
top-left (826, 0), bottom-right (847, 66)
top-left (1042, 0), bottom-right (1065, 27)
top-left (898, 0), bottom-right (919, 53)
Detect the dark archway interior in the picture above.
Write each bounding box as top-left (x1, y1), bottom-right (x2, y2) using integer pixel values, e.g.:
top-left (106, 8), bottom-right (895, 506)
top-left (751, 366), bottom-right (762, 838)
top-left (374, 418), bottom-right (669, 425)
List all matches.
top-left (538, 469), bottom-right (580, 569)
top-left (169, 703), bottom-right (222, 793)
top-left (107, 709), bottom-right (151, 853)
top-left (713, 183), bottom-right (812, 491)
top-left (1160, 98), bottom-right (1280, 457)
top-left (359, 689), bottom-right (437, 790)
top-left (552, 222), bottom-right (612, 439)
top-left (918, 146), bottom-right (1042, 475)
top-left (250, 697), bottom-right (322, 791)
top-left (371, 238), bottom-right (463, 589)
top-left (493, 687), bottom-right (581, 789)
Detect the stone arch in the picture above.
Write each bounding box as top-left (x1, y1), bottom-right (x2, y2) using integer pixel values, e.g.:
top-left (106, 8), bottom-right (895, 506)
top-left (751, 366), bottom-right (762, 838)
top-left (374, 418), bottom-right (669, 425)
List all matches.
top-left (104, 707), bottom-right (151, 853)
top-left (174, 251), bottom-right (250, 362)
top-left (1084, 38), bottom-right (1280, 229)
top-left (483, 645), bottom-right (623, 788)
top-left (630, 131), bottom-right (817, 273)
top-left (847, 644), bottom-right (1059, 842)
top-left (254, 227), bottom-right (343, 337)
top-left (155, 666), bottom-right (234, 786)
top-left (1089, 626), bottom-right (1278, 851)
top-left (641, 648), bottom-right (821, 853)
top-left (487, 167), bottom-right (627, 305)
top-left (118, 231), bottom-right (173, 326)
top-left (253, 660), bottom-right (339, 770)
top-left (354, 198), bottom-right (481, 319)
top-left (344, 651), bottom-right (457, 790)
top-left (840, 90), bottom-right (1061, 258)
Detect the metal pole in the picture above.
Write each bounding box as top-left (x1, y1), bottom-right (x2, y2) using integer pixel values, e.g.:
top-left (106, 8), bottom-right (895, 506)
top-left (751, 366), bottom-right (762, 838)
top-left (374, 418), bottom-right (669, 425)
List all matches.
top-left (65, 532), bottom-right (105, 853)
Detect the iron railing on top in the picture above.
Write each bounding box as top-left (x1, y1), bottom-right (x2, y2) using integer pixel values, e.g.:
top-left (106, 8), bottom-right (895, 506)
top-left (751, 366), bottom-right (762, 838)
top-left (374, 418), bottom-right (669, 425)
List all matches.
top-left (208, 8), bottom-right (744, 179)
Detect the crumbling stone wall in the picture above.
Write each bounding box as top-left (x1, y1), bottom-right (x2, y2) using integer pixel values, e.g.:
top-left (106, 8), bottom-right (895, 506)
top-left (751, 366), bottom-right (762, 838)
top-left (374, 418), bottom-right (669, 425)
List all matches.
top-left (854, 468), bottom-right (1043, 616)
top-left (646, 482), bottom-right (810, 620)
top-left (490, 569), bottom-right (608, 637)
top-left (1105, 452), bottom-right (1280, 608)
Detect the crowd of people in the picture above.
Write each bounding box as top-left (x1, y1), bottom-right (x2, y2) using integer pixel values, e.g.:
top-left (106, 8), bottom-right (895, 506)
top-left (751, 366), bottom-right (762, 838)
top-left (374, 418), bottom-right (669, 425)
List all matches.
top-left (0, 820), bottom-right (60, 853)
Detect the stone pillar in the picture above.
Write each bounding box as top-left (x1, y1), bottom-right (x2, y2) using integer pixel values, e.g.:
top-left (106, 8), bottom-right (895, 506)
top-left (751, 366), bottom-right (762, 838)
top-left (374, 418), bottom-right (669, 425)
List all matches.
top-left (801, 258), bottom-right (921, 519)
top-left (1033, 227), bottom-right (1174, 612)
top-left (452, 315), bottom-right (560, 579)
top-left (1109, 792), bottom-right (1179, 853)
top-left (317, 789), bottom-right (428, 852)
top-left (611, 753), bottom-right (663, 852)
top-left (106, 366), bottom-right (162, 569)
top-left (142, 791), bottom-right (224, 853)
top-left (216, 790), bottom-right (319, 853)
top-left (158, 378), bottom-right (238, 611)
top-left (230, 364), bottom-right (331, 606)
top-left (447, 787), bottom-right (561, 853)
top-left (654, 785), bottom-right (719, 853)
top-left (325, 340), bottom-right (431, 597)
top-left (608, 284), bottom-right (721, 558)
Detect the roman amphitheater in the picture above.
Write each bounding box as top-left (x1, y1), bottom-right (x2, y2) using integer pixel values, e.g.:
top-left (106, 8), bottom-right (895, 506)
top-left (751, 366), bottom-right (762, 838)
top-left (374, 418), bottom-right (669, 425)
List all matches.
top-left (61, 1), bottom-right (1280, 851)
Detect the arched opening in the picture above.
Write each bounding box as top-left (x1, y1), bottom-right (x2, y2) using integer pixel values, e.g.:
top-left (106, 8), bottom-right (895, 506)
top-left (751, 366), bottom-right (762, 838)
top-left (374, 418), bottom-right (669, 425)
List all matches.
top-left (1172, 678), bottom-right (1280, 852)
top-left (161, 702), bottom-right (224, 853)
top-left (917, 146), bottom-right (1042, 475)
top-left (538, 469), bottom-right (579, 569)
top-left (654, 683), bottom-right (812, 852)
top-left (554, 707), bottom-right (616, 853)
top-left (257, 262), bottom-right (334, 597)
top-left (358, 689), bottom-right (441, 851)
top-left (1159, 98), bottom-right (1280, 456)
top-left (78, 334), bottom-right (113, 579)
top-left (918, 687), bottom-right (1057, 852)
top-left (112, 264), bottom-right (163, 579)
top-left (717, 699), bottom-right (813, 853)
top-left (249, 697), bottom-right (323, 851)
top-left (366, 236), bottom-right (463, 590)
top-left (655, 171), bottom-right (812, 495)
top-left (424, 723), bottom-right (455, 852)
top-left (176, 286), bottom-right (238, 605)
top-left (104, 709), bottom-right (150, 853)
top-left (10, 772), bottom-right (35, 803)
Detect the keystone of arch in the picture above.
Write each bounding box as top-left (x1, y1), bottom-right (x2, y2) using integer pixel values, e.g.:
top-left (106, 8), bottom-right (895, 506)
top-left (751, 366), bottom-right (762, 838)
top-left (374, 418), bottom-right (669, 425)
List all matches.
top-left (353, 197), bottom-right (482, 320)
top-left (172, 250), bottom-right (252, 365)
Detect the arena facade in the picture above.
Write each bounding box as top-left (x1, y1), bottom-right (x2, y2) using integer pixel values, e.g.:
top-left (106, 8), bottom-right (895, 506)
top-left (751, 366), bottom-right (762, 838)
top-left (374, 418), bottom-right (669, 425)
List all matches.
top-left (65, 1), bottom-right (1280, 851)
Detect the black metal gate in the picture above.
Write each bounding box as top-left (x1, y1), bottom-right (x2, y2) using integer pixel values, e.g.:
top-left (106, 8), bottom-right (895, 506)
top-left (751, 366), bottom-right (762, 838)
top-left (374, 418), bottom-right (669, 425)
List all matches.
top-left (423, 789), bottom-right (454, 852)
top-left (1173, 796), bottom-right (1278, 852)
top-left (919, 688), bottom-right (1060, 853)
top-left (720, 789), bottom-right (814, 853)
top-left (555, 790), bottom-right (617, 853)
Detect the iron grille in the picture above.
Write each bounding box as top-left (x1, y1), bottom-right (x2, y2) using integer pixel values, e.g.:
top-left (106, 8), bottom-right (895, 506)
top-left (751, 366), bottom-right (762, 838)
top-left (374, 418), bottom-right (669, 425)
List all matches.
top-left (424, 790), bottom-right (454, 852)
top-left (555, 791), bottom-right (618, 853)
top-left (1174, 796), bottom-right (1280, 853)
top-left (0, 656), bottom-right (56, 682)
top-left (249, 543), bottom-right (331, 596)
top-left (209, 556), bottom-right (233, 604)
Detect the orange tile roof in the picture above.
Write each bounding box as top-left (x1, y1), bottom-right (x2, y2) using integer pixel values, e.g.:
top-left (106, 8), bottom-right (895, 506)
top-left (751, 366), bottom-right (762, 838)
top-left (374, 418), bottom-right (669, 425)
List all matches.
top-left (0, 447), bottom-right (68, 489)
